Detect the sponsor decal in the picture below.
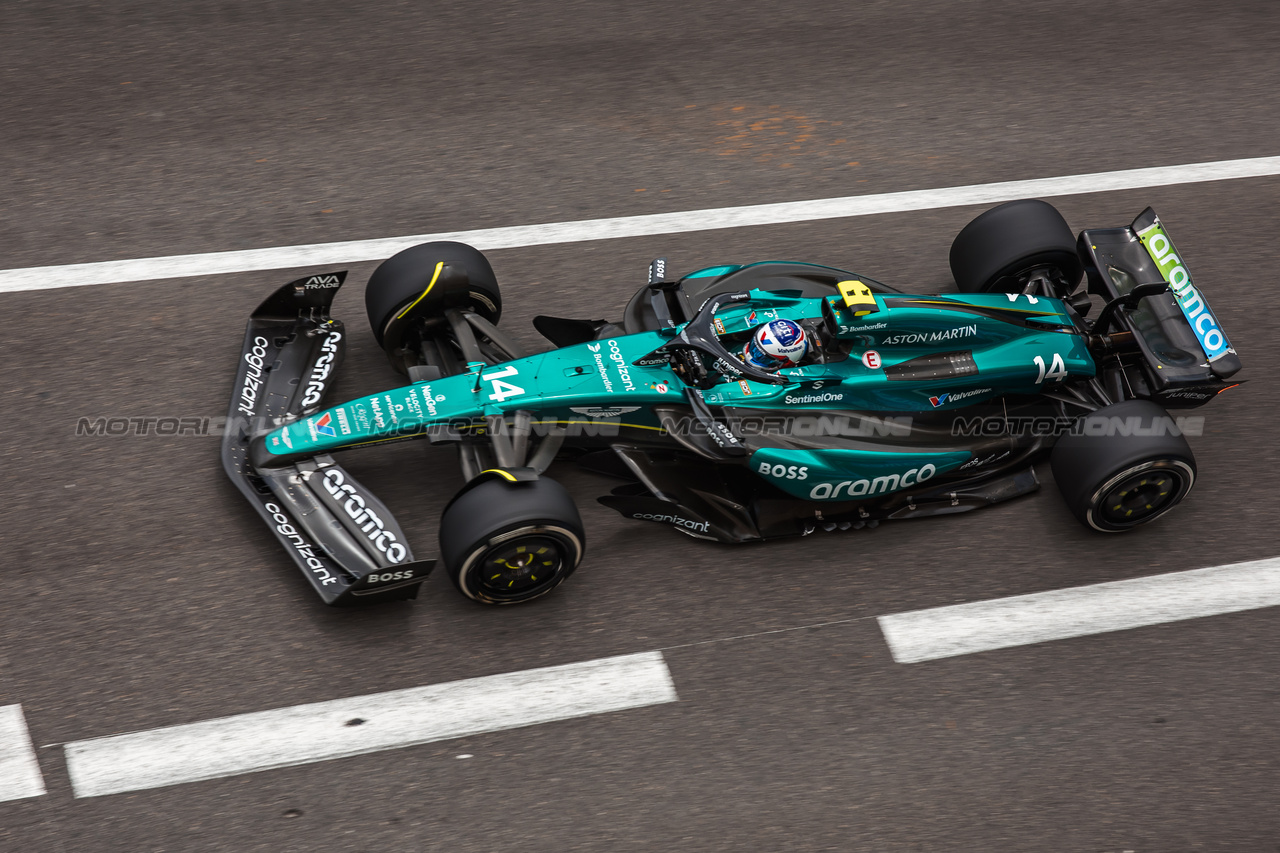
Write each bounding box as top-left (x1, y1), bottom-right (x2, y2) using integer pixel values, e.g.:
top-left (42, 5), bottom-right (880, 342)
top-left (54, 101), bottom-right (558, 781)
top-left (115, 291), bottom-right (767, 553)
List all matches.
top-left (784, 391), bottom-right (844, 404)
top-left (569, 406), bottom-right (641, 418)
top-left (882, 324), bottom-right (978, 346)
top-left (301, 332), bottom-right (342, 408)
top-left (606, 340), bottom-right (636, 392)
top-left (1137, 219), bottom-right (1233, 362)
top-left (1162, 388), bottom-right (1215, 401)
top-left (654, 381), bottom-right (669, 394)
top-left (758, 462), bottom-right (809, 481)
top-left (631, 512), bottom-right (711, 533)
top-left (350, 403), bottom-right (371, 431)
top-left (959, 450), bottom-right (1011, 470)
top-left (303, 274), bottom-right (342, 289)
top-left (280, 429), bottom-right (293, 449)
top-left (713, 358), bottom-right (744, 378)
top-left (334, 407), bottom-right (352, 435)
top-left (838, 321), bottom-right (888, 333)
top-left (808, 463), bottom-right (937, 500)
top-left (590, 343), bottom-right (614, 392)
top-left (369, 396), bottom-right (387, 428)
top-left (415, 385), bottom-right (448, 417)
top-left (738, 380), bottom-right (753, 395)
top-left (651, 258), bottom-right (666, 280)
top-left (635, 353), bottom-right (670, 367)
top-left (265, 502), bottom-right (337, 586)
top-left (365, 570), bottom-right (415, 585)
top-left (315, 412), bottom-right (336, 437)
top-left (862, 350), bottom-right (881, 369)
top-left (319, 468), bottom-right (408, 564)
top-left (929, 387), bottom-right (991, 407)
top-left (713, 318), bottom-right (727, 335)
top-left (237, 336), bottom-right (270, 417)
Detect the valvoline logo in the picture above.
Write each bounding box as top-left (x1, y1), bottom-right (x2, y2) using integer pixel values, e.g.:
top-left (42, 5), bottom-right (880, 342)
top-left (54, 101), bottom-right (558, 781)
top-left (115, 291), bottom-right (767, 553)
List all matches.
top-left (929, 393), bottom-right (949, 408)
top-left (316, 412), bottom-right (336, 437)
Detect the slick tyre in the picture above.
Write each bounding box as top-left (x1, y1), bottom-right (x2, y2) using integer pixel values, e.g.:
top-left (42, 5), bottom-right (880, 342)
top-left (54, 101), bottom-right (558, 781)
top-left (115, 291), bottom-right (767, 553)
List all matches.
top-left (365, 241), bottom-right (502, 351)
top-left (1051, 400), bottom-right (1196, 533)
top-left (440, 477), bottom-right (585, 604)
top-left (950, 199), bottom-right (1083, 296)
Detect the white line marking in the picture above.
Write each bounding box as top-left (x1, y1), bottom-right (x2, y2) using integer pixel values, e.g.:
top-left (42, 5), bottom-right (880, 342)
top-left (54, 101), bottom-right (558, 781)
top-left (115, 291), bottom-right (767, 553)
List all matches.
top-left (0, 705), bottom-right (47, 802)
top-left (878, 557), bottom-right (1280, 664)
top-left (3, 155), bottom-right (1279, 293)
top-left (63, 651), bottom-right (676, 798)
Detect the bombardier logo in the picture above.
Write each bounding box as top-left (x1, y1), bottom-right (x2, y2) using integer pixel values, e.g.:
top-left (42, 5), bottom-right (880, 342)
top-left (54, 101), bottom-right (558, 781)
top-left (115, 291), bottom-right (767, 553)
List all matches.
top-left (301, 332), bottom-right (342, 408)
top-left (320, 468), bottom-right (408, 563)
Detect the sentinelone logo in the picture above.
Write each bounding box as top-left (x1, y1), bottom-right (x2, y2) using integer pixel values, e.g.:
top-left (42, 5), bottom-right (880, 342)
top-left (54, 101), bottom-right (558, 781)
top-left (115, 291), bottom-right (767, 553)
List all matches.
top-left (952, 414), bottom-right (1204, 437)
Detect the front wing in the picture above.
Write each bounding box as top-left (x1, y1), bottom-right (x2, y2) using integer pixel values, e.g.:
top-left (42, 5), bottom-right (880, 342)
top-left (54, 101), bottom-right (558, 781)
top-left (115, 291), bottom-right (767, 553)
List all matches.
top-left (221, 271), bottom-right (435, 605)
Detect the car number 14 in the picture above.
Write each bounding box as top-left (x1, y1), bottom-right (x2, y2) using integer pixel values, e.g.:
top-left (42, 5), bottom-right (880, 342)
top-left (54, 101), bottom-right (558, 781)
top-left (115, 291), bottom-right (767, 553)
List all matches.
top-left (1033, 353), bottom-right (1067, 385)
top-left (484, 365), bottom-right (526, 402)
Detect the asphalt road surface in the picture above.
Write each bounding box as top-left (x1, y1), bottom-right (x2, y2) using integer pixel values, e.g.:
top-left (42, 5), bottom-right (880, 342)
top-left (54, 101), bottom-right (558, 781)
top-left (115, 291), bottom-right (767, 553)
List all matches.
top-left (2, 2), bottom-right (1279, 850)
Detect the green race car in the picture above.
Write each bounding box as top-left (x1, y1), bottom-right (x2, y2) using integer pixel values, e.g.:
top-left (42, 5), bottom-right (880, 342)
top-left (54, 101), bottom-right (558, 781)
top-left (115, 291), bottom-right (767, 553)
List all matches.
top-left (223, 199), bottom-right (1241, 606)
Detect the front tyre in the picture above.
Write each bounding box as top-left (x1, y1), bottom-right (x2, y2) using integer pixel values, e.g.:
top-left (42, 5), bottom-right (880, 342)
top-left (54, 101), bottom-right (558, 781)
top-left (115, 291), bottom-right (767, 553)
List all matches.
top-left (1051, 400), bottom-right (1196, 532)
top-left (439, 477), bottom-right (585, 604)
top-left (365, 241), bottom-right (502, 353)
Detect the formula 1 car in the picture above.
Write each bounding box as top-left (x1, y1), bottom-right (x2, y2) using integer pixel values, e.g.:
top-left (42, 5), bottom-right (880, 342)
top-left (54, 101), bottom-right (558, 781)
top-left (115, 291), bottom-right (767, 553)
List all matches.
top-left (223, 199), bottom-right (1241, 606)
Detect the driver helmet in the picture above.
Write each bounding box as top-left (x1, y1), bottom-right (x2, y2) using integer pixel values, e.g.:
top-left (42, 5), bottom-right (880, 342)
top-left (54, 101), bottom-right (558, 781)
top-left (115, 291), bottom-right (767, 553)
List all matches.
top-left (743, 318), bottom-right (808, 371)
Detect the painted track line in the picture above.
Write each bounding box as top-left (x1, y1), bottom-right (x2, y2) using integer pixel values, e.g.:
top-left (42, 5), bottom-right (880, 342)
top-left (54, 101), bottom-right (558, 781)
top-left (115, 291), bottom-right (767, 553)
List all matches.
top-left (3, 155), bottom-right (1279, 294)
top-left (0, 705), bottom-right (46, 802)
top-left (878, 557), bottom-right (1280, 664)
top-left (63, 651), bottom-right (676, 798)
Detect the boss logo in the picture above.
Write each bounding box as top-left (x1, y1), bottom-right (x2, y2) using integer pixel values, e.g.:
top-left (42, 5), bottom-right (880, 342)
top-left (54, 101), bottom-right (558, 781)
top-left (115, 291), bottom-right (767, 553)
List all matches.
top-left (367, 570), bottom-right (414, 584)
top-left (758, 462), bottom-right (809, 480)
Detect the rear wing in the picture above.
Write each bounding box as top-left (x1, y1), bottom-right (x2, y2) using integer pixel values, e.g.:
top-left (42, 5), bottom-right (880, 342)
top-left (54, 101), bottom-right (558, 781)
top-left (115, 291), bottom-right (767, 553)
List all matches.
top-left (1078, 208), bottom-right (1241, 404)
top-left (221, 271), bottom-right (435, 605)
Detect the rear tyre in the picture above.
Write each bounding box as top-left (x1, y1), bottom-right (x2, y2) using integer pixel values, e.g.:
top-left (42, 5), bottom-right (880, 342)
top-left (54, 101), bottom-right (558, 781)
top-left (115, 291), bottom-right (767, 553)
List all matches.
top-left (365, 241), bottom-right (502, 352)
top-left (439, 477), bottom-right (585, 604)
top-left (950, 199), bottom-right (1083, 296)
top-left (1051, 400), bottom-right (1196, 532)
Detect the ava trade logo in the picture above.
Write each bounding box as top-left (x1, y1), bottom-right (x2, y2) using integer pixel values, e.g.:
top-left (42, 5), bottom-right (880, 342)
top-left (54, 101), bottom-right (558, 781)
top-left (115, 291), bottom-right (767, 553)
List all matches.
top-left (315, 412), bottom-right (336, 437)
top-left (929, 393), bottom-right (950, 408)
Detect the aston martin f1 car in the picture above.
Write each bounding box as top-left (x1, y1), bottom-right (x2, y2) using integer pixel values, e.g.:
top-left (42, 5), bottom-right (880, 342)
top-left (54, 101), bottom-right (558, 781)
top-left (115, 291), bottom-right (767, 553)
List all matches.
top-left (223, 199), bottom-right (1242, 606)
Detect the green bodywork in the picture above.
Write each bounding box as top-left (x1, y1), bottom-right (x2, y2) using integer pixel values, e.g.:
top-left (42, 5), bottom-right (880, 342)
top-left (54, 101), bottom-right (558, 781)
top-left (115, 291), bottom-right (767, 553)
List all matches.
top-left (261, 282), bottom-right (1093, 503)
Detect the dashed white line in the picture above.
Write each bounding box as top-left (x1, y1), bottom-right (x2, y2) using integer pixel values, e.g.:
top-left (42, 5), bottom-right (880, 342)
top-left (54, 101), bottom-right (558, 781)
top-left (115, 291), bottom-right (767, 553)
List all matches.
top-left (2, 155), bottom-right (1278, 293)
top-left (878, 557), bottom-right (1280, 663)
top-left (0, 705), bottom-right (46, 802)
top-left (63, 651), bottom-right (677, 798)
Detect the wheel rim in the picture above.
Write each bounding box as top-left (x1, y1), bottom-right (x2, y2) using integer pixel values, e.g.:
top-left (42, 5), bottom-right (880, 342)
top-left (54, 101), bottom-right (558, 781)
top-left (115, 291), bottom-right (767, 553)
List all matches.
top-left (1087, 459), bottom-right (1194, 531)
top-left (461, 527), bottom-right (581, 602)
